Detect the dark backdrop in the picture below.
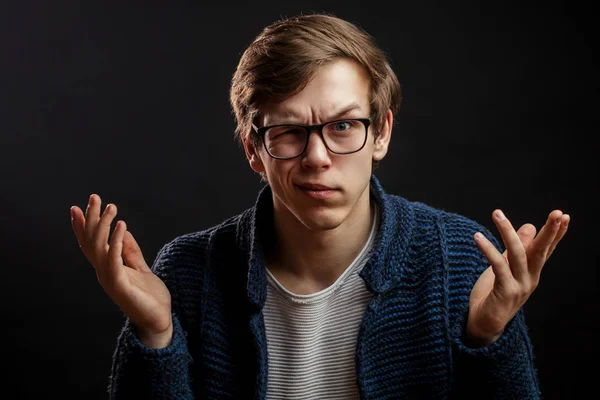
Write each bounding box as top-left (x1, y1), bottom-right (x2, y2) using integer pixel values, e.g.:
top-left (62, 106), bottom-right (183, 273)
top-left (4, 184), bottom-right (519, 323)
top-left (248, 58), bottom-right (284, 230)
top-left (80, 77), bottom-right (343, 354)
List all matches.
top-left (1, 1), bottom-right (597, 398)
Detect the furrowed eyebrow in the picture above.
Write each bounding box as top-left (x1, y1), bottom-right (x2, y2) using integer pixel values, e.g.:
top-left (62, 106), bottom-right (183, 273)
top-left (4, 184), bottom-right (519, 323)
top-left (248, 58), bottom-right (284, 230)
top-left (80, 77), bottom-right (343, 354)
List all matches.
top-left (326, 103), bottom-right (364, 121)
top-left (268, 103), bottom-right (365, 126)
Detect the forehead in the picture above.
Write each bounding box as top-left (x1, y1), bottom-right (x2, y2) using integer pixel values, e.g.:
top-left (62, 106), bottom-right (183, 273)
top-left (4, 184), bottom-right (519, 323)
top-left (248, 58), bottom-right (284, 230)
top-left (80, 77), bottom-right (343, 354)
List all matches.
top-left (261, 58), bottom-right (371, 125)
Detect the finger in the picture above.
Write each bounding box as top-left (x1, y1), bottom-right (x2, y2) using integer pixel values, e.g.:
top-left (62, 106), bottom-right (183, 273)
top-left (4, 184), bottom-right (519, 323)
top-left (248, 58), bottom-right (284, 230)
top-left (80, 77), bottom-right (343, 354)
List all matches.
top-left (528, 210), bottom-right (563, 274)
top-left (107, 220), bottom-right (127, 281)
top-left (85, 194), bottom-right (102, 239)
top-left (70, 205), bottom-right (85, 243)
top-left (71, 204), bottom-right (93, 255)
top-left (492, 210), bottom-right (528, 281)
top-left (93, 203), bottom-right (118, 256)
top-left (475, 231), bottom-right (513, 283)
top-left (122, 230), bottom-right (151, 272)
top-left (548, 214), bottom-right (569, 258)
top-left (515, 223), bottom-right (537, 252)
top-left (501, 224), bottom-right (536, 268)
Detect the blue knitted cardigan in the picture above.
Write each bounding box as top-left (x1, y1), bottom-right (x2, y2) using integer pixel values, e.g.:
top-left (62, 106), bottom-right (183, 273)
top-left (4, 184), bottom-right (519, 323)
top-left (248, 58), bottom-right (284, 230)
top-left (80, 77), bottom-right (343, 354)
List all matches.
top-left (108, 175), bottom-right (541, 399)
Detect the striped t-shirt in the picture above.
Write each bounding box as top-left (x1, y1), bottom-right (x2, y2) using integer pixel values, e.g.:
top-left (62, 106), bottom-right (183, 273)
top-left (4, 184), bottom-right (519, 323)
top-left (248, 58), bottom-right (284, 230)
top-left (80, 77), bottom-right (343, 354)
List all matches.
top-left (263, 207), bottom-right (378, 399)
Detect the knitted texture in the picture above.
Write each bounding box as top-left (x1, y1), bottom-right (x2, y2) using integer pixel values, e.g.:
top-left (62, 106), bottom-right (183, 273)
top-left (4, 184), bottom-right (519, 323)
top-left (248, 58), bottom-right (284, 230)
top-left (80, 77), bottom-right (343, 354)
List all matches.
top-left (107, 175), bottom-right (541, 399)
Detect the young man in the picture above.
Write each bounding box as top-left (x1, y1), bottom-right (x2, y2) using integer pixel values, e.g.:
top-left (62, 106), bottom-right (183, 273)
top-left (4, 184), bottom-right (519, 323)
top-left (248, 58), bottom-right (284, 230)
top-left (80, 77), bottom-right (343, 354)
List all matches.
top-left (70, 14), bottom-right (569, 399)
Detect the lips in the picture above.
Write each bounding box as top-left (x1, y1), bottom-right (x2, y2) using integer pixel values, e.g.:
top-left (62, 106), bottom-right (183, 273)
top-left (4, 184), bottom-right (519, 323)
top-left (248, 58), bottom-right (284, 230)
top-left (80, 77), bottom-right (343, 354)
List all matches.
top-left (295, 182), bottom-right (338, 200)
top-left (296, 183), bottom-right (335, 191)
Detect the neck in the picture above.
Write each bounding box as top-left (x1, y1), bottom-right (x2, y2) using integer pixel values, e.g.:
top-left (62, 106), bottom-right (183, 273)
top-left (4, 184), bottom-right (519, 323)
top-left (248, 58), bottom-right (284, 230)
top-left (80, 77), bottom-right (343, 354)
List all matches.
top-left (267, 185), bottom-right (374, 293)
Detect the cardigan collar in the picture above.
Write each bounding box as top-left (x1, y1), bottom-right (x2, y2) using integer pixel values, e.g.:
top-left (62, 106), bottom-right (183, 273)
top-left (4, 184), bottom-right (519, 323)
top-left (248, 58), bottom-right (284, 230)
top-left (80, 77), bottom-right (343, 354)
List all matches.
top-left (238, 175), bottom-right (415, 309)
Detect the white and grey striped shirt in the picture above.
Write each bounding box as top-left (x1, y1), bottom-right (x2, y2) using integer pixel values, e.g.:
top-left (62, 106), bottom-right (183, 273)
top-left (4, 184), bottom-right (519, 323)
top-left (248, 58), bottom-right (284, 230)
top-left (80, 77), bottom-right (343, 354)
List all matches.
top-left (264, 207), bottom-right (378, 399)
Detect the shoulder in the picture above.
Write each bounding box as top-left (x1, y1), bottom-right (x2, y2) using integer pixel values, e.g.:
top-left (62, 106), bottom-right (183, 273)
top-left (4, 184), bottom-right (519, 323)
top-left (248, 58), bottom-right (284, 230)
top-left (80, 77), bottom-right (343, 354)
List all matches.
top-left (150, 211), bottom-right (250, 278)
top-left (386, 193), bottom-right (501, 249)
top-left (437, 208), bottom-right (503, 254)
top-left (409, 201), bottom-right (504, 280)
top-left (382, 193), bottom-right (503, 272)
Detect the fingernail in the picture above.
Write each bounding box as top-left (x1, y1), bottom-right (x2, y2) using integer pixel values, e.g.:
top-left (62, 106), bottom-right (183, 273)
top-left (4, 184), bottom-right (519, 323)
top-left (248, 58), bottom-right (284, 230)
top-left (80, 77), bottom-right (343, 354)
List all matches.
top-left (496, 210), bottom-right (506, 221)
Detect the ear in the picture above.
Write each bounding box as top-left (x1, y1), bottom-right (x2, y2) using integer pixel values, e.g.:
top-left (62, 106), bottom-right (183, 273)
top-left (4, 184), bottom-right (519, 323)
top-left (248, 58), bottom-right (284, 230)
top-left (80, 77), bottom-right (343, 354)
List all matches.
top-left (243, 135), bottom-right (266, 174)
top-left (372, 109), bottom-right (393, 161)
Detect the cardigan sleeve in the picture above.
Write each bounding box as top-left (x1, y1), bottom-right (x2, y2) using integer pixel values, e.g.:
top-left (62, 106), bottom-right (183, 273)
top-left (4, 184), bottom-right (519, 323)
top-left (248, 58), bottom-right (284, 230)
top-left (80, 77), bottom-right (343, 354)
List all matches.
top-left (450, 307), bottom-right (541, 399)
top-left (107, 240), bottom-right (195, 400)
top-left (446, 218), bottom-right (542, 399)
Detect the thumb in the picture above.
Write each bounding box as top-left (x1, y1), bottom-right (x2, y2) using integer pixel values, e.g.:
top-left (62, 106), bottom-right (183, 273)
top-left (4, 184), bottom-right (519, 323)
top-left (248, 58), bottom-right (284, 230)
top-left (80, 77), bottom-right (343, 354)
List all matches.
top-left (122, 230), bottom-right (152, 272)
top-left (503, 223), bottom-right (537, 259)
top-left (516, 223), bottom-right (537, 251)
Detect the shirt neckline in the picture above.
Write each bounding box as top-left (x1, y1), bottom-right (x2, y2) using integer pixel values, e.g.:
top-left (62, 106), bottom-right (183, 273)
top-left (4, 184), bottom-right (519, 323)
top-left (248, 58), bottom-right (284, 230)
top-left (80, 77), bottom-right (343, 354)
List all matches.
top-left (266, 203), bottom-right (379, 303)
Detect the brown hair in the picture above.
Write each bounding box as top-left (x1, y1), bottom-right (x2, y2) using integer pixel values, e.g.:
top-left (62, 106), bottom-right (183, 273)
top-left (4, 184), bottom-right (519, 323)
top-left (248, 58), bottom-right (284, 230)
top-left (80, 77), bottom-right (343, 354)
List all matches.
top-left (229, 13), bottom-right (402, 149)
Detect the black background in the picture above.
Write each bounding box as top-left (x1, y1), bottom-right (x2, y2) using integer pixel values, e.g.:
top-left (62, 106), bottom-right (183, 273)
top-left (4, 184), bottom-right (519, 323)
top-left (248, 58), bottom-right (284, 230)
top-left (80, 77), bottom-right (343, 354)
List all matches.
top-left (1, 1), bottom-right (597, 398)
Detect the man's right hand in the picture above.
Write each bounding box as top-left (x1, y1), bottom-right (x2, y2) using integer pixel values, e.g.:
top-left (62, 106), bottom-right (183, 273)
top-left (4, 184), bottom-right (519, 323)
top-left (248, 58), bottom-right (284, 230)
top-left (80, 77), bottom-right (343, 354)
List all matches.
top-left (70, 194), bottom-right (173, 349)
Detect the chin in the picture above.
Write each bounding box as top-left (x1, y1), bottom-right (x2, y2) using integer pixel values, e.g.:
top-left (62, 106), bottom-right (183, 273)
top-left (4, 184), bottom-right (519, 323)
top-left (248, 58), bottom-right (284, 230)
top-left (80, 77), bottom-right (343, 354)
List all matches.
top-left (294, 206), bottom-right (349, 231)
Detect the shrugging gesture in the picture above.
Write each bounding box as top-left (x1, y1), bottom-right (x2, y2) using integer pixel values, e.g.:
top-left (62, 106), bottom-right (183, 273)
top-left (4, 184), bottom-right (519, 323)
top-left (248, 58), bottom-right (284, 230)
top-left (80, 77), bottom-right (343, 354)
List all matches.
top-left (70, 194), bottom-right (173, 349)
top-left (468, 209), bottom-right (570, 346)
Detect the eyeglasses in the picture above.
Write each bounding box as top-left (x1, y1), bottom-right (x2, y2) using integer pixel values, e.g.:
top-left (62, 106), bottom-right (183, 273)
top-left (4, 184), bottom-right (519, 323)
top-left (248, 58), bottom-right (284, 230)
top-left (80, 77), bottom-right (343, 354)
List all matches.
top-left (251, 116), bottom-right (373, 160)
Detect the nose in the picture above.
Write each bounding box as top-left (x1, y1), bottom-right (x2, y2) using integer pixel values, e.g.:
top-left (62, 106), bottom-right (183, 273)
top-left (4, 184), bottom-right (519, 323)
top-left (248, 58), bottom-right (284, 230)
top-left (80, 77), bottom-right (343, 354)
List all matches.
top-left (301, 130), bottom-right (332, 170)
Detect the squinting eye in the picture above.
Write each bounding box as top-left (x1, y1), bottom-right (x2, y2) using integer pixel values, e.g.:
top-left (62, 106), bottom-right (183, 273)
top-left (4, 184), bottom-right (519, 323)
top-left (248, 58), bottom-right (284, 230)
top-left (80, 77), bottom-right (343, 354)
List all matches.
top-left (267, 126), bottom-right (305, 138)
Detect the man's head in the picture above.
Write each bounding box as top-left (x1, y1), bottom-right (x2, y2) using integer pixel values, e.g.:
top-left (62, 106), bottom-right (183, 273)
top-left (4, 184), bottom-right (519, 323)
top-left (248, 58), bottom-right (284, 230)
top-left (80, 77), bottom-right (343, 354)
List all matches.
top-left (230, 13), bottom-right (402, 154)
top-left (229, 14), bottom-right (402, 232)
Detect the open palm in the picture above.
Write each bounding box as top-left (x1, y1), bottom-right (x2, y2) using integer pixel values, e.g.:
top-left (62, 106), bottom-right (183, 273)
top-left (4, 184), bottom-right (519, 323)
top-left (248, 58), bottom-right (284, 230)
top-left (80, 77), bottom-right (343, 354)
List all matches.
top-left (71, 194), bottom-right (172, 343)
top-left (468, 209), bottom-right (570, 346)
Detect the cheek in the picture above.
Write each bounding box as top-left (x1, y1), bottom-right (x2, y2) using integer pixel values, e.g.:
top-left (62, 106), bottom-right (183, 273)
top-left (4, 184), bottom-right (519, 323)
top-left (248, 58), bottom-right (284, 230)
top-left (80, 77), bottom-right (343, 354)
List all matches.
top-left (263, 159), bottom-right (295, 186)
top-left (345, 148), bottom-right (375, 174)
top-left (330, 155), bottom-right (373, 195)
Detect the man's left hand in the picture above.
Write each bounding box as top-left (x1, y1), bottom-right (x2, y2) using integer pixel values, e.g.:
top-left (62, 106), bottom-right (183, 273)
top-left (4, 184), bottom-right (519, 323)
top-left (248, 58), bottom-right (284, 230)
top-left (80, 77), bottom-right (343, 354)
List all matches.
top-left (467, 209), bottom-right (570, 347)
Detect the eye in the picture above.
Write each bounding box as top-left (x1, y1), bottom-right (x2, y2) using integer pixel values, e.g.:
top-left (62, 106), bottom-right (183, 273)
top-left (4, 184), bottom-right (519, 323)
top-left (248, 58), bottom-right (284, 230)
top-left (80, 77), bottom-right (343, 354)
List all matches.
top-left (267, 126), bottom-right (305, 139)
top-left (325, 120), bottom-right (358, 134)
top-left (333, 121), bottom-right (352, 131)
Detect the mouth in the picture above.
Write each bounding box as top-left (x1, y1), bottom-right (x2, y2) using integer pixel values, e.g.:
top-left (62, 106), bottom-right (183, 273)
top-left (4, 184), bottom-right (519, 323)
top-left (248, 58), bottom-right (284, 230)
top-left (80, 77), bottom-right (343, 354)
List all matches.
top-left (297, 183), bottom-right (334, 190)
top-left (295, 183), bottom-right (338, 199)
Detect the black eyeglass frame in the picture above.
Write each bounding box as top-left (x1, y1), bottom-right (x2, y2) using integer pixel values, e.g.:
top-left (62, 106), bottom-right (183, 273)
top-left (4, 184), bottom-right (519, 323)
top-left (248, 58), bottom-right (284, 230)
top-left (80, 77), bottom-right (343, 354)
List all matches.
top-left (251, 115), bottom-right (374, 160)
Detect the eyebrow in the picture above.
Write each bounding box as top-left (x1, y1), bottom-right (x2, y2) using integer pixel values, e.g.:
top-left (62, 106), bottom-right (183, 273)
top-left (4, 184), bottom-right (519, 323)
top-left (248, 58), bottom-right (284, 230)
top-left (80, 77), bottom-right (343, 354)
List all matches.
top-left (269, 103), bottom-right (365, 125)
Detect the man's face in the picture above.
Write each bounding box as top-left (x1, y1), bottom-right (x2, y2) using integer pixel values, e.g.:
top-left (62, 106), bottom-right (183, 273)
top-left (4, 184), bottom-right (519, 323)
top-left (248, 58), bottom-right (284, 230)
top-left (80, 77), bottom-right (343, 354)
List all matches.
top-left (245, 58), bottom-right (392, 232)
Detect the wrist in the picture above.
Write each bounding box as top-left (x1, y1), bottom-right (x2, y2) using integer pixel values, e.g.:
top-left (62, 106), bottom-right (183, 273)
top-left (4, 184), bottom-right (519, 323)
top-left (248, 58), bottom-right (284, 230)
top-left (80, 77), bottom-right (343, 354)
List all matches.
top-left (466, 326), bottom-right (503, 348)
top-left (137, 322), bottom-right (174, 349)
